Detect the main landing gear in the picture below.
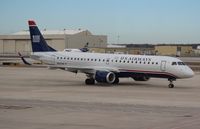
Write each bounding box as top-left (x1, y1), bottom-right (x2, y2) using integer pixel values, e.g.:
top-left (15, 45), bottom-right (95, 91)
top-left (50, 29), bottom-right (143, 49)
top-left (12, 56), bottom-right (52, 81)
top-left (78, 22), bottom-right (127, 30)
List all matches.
top-left (113, 77), bottom-right (119, 84)
top-left (168, 78), bottom-right (176, 88)
top-left (85, 78), bottom-right (120, 85)
top-left (85, 78), bottom-right (95, 85)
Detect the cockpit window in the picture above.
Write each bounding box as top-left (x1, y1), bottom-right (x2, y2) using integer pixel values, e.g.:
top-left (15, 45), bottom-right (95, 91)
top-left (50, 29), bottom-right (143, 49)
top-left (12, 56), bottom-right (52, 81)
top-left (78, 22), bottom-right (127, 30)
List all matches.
top-left (178, 62), bottom-right (185, 65)
top-left (172, 62), bottom-right (177, 65)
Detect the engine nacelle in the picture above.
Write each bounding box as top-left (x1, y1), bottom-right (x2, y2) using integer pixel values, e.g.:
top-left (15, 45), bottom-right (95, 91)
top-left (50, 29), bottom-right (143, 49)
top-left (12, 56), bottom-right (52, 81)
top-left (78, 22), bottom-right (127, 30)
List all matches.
top-left (132, 76), bottom-right (150, 81)
top-left (95, 71), bottom-right (116, 84)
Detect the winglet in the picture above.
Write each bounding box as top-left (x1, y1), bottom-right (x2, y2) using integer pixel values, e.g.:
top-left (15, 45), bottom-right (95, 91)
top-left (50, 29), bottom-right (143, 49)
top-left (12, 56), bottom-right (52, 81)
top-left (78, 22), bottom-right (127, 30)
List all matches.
top-left (18, 52), bottom-right (32, 65)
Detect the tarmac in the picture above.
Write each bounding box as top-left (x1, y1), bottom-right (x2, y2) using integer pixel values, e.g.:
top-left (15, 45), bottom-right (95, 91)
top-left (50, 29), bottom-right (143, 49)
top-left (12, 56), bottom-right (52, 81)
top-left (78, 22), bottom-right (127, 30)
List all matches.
top-left (0, 67), bottom-right (200, 129)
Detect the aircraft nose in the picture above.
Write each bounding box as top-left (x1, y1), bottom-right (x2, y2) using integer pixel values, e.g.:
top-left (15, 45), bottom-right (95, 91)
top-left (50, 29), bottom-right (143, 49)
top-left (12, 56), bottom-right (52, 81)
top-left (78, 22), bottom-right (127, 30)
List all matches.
top-left (185, 67), bottom-right (194, 78)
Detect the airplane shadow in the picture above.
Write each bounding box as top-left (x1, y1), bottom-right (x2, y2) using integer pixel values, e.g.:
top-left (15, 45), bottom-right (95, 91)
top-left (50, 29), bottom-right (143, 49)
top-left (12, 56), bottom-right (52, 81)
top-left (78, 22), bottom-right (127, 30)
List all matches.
top-left (26, 78), bottom-right (194, 90)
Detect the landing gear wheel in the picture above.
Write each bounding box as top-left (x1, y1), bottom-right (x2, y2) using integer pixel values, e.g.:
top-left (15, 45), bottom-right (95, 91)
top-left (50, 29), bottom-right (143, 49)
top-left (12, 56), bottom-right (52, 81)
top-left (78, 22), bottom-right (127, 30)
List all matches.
top-left (168, 84), bottom-right (174, 88)
top-left (85, 78), bottom-right (95, 85)
top-left (112, 78), bottom-right (119, 84)
top-left (168, 78), bottom-right (175, 88)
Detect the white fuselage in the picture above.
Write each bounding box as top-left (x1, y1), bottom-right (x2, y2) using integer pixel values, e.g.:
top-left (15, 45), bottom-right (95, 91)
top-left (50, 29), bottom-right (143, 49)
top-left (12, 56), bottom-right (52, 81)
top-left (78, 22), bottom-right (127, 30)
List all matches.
top-left (31, 51), bottom-right (194, 79)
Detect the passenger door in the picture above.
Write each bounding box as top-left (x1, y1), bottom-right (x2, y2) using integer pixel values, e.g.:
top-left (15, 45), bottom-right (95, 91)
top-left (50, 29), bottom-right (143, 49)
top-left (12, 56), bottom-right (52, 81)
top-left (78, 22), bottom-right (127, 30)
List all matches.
top-left (160, 61), bottom-right (166, 71)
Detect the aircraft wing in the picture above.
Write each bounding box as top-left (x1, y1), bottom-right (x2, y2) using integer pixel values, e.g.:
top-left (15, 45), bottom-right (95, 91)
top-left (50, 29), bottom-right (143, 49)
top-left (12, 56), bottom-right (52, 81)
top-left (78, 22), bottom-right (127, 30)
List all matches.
top-left (49, 65), bottom-right (120, 74)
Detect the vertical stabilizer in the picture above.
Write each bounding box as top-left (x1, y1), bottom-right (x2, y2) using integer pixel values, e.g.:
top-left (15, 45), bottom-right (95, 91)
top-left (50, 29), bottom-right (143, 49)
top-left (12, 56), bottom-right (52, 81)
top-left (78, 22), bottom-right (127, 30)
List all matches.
top-left (28, 20), bottom-right (56, 52)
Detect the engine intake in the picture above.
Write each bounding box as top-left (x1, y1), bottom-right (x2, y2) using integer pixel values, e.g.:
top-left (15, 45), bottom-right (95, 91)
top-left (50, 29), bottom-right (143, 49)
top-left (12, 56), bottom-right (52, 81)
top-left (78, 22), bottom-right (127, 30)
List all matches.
top-left (95, 71), bottom-right (116, 84)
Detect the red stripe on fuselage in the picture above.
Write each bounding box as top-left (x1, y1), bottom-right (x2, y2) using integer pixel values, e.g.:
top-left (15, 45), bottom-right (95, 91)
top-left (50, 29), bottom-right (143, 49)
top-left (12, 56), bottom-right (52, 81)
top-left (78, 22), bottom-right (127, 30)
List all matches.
top-left (119, 69), bottom-right (178, 78)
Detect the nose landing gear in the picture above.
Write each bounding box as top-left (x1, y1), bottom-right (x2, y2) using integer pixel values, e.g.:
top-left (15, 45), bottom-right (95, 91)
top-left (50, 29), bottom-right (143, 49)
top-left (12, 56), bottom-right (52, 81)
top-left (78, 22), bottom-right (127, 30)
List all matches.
top-left (168, 78), bottom-right (176, 88)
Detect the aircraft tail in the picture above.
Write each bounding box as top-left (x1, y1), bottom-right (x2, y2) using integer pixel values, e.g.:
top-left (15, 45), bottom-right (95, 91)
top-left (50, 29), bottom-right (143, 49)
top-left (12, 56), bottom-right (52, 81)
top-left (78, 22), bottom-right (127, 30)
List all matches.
top-left (28, 20), bottom-right (56, 52)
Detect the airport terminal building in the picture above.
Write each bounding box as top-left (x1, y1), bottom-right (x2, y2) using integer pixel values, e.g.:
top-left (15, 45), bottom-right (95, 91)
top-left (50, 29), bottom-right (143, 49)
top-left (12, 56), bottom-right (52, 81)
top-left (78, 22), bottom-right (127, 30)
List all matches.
top-left (0, 29), bottom-right (107, 56)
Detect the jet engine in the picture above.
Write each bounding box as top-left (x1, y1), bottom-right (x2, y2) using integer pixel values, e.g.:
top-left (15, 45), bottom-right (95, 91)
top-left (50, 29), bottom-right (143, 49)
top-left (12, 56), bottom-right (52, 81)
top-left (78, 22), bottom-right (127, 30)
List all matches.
top-left (132, 76), bottom-right (150, 81)
top-left (95, 71), bottom-right (116, 84)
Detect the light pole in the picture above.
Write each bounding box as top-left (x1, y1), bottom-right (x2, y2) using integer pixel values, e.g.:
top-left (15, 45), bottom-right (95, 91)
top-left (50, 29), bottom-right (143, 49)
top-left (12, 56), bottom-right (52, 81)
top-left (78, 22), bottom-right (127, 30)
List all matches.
top-left (117, 35), bottom-right (120, 44)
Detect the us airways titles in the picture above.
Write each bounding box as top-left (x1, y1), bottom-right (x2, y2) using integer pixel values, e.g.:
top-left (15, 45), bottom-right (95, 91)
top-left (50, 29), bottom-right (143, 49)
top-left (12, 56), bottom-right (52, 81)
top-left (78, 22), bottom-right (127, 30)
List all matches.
top-left (117, 56), bottom-right (152, 62)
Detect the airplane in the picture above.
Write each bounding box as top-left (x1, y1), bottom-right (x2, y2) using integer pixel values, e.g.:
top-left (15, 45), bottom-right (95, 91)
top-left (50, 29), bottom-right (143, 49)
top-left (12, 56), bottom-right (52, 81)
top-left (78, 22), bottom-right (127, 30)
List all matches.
top-left (26, 20), bottom-right (194, 88)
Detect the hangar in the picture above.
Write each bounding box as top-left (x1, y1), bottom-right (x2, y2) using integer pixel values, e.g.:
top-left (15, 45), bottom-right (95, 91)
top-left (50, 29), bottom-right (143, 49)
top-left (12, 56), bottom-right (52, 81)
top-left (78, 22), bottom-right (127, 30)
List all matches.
top-left (155, 45), bottom-right (194, 56)
top-left (0, 29), bottom-right (107, 56)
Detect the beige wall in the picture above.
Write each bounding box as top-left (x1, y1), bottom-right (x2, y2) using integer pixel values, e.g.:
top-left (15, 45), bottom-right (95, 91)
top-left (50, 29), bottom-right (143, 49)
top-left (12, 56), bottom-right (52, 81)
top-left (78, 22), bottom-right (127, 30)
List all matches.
top-left (180, 46), bottom-right (193, 56)
top-left (0, 40), bottom-right (3, 53)
top-left (90, 47), bottom-right (155, 55)
top-left (90, 48), bottom-right (106, 53)
top-left (0, 32), bottom-right (107, 55)
top-left (3, 40), bottom-right (15, 54)
top-left (16, 40), bottom-right (31, 53)
top-left (67, 35), bottom-right (107, 48)
top-left (51, 40), bottom-right (65, 51)
top-left (155, 46), bottom-right (177, 56)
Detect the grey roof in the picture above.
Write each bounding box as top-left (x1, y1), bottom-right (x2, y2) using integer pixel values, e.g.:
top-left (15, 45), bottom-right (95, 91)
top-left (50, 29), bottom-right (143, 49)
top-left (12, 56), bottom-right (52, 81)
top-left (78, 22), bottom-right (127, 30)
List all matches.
top-left (13, 29), bottom-right (91, 35)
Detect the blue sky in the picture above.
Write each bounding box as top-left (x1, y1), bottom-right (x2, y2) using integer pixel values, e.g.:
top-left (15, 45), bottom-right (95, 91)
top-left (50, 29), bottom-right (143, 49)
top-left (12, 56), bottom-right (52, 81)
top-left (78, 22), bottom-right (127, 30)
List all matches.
top-left (0, 0), bottom-right (200, 44)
